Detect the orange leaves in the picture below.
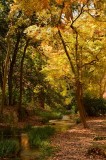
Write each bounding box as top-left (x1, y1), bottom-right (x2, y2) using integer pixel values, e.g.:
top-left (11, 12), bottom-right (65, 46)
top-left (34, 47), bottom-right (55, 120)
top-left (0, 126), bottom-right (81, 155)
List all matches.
top-left (55, 0), bottom-right (63, 4)
top-left (13, 0), bottom-right (49, 16)
top-left (56, 0), bottom-right (87, 4)
top-left (77, 0), bottom-right (87, 3)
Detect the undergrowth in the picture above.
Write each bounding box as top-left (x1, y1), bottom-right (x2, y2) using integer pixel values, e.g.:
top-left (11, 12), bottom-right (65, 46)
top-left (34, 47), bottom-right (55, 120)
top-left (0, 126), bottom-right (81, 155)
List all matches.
top-left (28, 125), bottom-right (55, 159)
top-left (34, 108), bottom-right (62, 123)
top-left (0, 139), bottom-right (20, 158)
top-left (28, 125), bottom-right (55, 148)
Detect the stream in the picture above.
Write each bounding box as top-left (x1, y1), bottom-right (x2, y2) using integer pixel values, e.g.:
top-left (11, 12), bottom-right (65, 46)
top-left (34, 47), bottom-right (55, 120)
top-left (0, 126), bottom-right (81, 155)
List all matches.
top-left (20, 115), bottom-right (75, 160)
top-left (0, 115), bottom-right (75, 160)
top-left (20, 133), bottom-right (40, 160)
top-left (49, 115), bottom-right (75, 132)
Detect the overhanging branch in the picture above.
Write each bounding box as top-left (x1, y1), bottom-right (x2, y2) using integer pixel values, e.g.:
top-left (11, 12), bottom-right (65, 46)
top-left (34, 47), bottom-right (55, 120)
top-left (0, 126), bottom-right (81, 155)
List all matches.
top-left (58, 28), bottom-right (75, 75)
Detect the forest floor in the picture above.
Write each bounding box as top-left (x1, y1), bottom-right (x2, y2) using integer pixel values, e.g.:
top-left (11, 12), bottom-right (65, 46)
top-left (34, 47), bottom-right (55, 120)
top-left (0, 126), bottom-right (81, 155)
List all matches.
top-left (49, 116), bottom-right (106, 160)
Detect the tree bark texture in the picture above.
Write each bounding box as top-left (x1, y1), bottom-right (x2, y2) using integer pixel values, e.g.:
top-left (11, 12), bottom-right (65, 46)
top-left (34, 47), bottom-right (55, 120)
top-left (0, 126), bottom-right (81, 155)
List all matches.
top-left (8, 33), bottom-right (21, 106)
top-left (18, 39), bottom-right (29, 121)
top-left (1, 36), bottom-right (11, 119)
top-left (76, 80), bottom-right (88, 128)
top-left (39, 88), bottom-right (45, 108)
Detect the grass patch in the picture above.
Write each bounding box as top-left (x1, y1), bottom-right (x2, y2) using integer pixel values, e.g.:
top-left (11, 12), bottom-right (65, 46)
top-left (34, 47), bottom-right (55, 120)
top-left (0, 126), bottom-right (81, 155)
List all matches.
top-left (39, 142), bottom-right (55, 160)
top-left (27, 125), bottom-right (56, 159)
top-left (28, 126), bottom-right (55, 148)
top-left (0, 139), bottom-right (20, 158)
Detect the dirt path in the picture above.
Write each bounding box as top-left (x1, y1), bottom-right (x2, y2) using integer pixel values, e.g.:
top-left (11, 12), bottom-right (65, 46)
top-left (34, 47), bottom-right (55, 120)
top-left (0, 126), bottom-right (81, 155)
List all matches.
top-left (49, 117), bottom-right (106, 160)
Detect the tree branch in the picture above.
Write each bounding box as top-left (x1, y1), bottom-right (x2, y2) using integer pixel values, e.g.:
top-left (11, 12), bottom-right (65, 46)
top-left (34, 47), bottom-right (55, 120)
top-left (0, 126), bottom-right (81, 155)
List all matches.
top-left (58, 28), bottom-right (76, 75)
top-left (81, 58), bottom-right (98, 68)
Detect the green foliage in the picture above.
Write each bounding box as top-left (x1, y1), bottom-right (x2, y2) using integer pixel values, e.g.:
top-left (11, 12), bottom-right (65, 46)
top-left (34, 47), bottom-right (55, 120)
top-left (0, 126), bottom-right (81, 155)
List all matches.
top-left (28, 126), bottom-right (55, 148)
top-left (28, 126), bottom-right (56, 159)
top-left (53, 106), bottom-right (71, 115)
top-left (70, 105), bottom-right (76, 114)
top-left (0, 139), bottom-right (20, 158)
top-left (34, 108), bottom-right (62, 123)
top-left (45, 86), bottom-right (64, 109)
top-left (83, 97), bottom-right (106, 116)
top-left (39, 143), bottom-right (55, 160)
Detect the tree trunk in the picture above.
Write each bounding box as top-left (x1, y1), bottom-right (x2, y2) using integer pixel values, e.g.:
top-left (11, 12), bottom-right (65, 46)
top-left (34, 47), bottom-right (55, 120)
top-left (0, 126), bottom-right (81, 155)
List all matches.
top-left (58, 28), bottom-right (88, 128)
top-left (18, 39), bottom-right (29, 121)
top-left (76, 80), bottom-right (88, 128)
top-left (0, 71), bottom-right (3, 90)
top-left (0, 36), bottom-right (11, 119)
top-left (39, 88), bottom-right (45, 108)
top-left (8, 33), bottom-right (21, 106)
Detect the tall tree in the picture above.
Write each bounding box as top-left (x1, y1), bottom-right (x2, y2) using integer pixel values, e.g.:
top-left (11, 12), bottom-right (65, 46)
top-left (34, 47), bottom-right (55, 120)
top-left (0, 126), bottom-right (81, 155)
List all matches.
top-left (18, 39), bottom-right (30, 121)
top-left (10, 0), bottom-right (106, 127)
top-left (0, 0), bottom-right (12, 118)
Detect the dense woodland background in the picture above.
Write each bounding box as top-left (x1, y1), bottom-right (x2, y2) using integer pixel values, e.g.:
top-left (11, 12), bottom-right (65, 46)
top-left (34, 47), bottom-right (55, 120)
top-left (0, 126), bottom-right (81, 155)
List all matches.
top-left (0, 0), bottom-right (106, 128)
top-left (0, 1), bottom-right (106, 159)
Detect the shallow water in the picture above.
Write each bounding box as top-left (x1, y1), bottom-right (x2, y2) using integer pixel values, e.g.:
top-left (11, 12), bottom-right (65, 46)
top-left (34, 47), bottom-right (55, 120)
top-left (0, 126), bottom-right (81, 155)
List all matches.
top-left (0, 115), bottom-right (75, 160)
top-left (49, 115), bottom-right (75, 132)
top-left (20, 116), bottom-right (75, 159)
top-left (20, 133), bottom-right (40, 160)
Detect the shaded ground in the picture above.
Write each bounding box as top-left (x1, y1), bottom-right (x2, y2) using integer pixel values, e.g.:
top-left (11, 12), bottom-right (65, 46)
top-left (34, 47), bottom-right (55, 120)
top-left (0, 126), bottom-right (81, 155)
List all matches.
top-left (49, 117), bottom-right (106, 160)
top-left (0, 106), bottom-right (43, 129)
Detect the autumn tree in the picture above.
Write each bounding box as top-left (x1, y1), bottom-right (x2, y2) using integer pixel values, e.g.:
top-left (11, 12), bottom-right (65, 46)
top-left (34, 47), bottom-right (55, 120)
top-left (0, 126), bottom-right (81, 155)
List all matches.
top-left (4, 0), bottom-right (106, 127)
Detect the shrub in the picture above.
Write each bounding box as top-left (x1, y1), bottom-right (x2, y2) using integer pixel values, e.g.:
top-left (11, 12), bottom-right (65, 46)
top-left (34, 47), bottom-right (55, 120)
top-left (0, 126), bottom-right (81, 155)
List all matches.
top-left (28, 126), bottom-right (55, 148)
top-left (34, 109), bottom-right (62, 123)
top-left (0, 139), bottom-right (20, 158)
top-left (40, 142), bottom-right (55, 160)
top-left (83, 97), bottom-right (106, 116)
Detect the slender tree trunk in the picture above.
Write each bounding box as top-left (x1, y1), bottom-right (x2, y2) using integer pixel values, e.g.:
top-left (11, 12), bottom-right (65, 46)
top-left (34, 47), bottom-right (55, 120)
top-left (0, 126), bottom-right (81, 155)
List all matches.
top-left (99, 76), bottom-right (106, 98)
top-left (8, 33), bottom-right (21, 106)
top-left (0, 71), bottom-right (3, 90)
top-left (99, 83), bottom-right (103, 98)
top-left (18, 39), bottom-right (29, 121)
top-left (39, 88), bottom-right (45, 108)
top-left (58, 28), bottom-right (88, 128)
top-left (74, 32), bottom-right (88, 128)
top-left (76, 80), bottom-right (88, 128)
top-left (39, 97), bottom-right (45, 108)
top-left (0, 36), bottom-right (11, 119)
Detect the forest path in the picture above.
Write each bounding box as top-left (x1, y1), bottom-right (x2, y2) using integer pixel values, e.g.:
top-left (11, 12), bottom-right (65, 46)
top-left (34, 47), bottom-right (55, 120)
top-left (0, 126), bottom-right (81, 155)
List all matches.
top-left (49, 117), bottom-right (106, 160)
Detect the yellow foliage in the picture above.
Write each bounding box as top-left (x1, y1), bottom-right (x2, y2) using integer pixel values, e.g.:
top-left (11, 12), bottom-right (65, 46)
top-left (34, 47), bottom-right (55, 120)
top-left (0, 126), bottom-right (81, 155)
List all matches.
top-left (65, 98), bottom-right (71, 105)
top-left (13, 0), bottom-right (49, 15)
